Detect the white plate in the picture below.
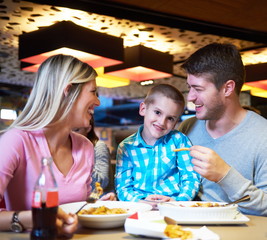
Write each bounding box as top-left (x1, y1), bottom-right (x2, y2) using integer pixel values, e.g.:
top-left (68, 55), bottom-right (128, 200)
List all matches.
top-left (174, 212), bottom-right (250, 225)
top-left (158, 201), bottom-right (238, 221)
top-left (133, 210), bottom-right (249, 225)
top-left (60, 201), bottom-right (152, 229)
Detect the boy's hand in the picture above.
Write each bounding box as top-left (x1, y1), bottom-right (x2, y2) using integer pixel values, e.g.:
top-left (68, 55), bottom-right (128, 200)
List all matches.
top-left (145, 194), bottom-right (174, 202)
top-left (139, 195), bottom-right (175, 210)
top-left (99, 192), bottom-right (117, 201)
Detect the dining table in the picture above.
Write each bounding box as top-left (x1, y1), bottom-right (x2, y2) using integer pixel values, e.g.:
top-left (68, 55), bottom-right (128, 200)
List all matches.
top-left (0, 214), bottom-right (266, 240)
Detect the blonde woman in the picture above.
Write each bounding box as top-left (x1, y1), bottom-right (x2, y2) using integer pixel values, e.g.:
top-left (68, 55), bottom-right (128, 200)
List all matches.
top-left (0, 55), bottom-right (115, 237)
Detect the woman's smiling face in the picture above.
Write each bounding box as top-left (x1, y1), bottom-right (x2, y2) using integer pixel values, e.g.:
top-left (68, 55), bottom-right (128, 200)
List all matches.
top-left (70, 80), bottom-right (100, 129)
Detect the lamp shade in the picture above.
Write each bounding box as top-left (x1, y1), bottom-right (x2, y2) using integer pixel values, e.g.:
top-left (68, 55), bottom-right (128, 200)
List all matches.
top-left (19, 21), bottom-right (124, 68)
top-left (242, 80), bottom-right (267, 98)
top-left (95, 67), bottom-right (130, 88)
top-left (104, 45), bottom-right (173, 81)
top-left (242, 62), bottom-right (267, 98)
top-left (244, 80), bottom-right (267, 90)
top-left (20, 62), bottom-right (40, 72)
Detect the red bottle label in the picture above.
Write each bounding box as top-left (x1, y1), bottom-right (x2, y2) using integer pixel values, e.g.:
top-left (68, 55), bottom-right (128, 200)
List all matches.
top-left (32, 191), bottom-right (42, 208)
top-left (46, 191), bottom-right (59, 208)
top-left (32, 191), bottom-right (58, 208)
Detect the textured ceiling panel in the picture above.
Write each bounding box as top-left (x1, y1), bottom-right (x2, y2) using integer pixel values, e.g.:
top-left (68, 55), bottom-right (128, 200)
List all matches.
top-left (0, 0), bottom-right (265, 99)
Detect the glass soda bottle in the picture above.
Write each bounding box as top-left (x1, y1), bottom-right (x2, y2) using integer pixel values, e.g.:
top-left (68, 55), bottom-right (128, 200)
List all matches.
top-left (31, 157), bottom-right (59, 240)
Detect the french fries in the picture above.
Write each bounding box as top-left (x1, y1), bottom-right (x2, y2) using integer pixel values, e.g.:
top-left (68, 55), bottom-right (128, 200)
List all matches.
top-left (95, 182), bottom-right (103, 196)
top-left (173, 148), bottom-right (190, 152)
top-left (164, 224), bottom-right (192, 239)
top-left (79, 206), bottom-right (127, 215)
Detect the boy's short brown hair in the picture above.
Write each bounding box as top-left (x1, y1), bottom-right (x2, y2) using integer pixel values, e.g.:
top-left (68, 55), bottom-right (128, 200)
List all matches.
top-left (144, 83), bottom-right (185, 110)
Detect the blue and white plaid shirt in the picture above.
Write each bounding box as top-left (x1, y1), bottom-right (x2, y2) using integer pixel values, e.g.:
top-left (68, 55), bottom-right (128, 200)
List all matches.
top-left (115, 126), bottom-right (200, 201)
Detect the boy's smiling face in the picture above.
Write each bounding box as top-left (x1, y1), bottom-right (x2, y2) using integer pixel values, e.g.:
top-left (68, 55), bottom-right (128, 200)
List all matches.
top-left (139, 95), bottom-right (182, 145)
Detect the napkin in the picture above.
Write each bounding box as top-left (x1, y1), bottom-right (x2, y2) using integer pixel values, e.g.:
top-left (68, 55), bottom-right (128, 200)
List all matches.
top-left (183, 226), bottom-right (220, 240)
top-left (124, 211), bottom-right (220, 240)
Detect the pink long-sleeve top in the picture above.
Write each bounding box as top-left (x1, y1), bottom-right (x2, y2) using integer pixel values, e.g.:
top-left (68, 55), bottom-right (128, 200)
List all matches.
top-left (0, 128), bottom-right (94, 211)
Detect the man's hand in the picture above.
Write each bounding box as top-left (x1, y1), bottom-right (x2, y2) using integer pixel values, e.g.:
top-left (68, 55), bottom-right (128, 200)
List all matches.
top-left (190, 145), bottom-right (231, 182)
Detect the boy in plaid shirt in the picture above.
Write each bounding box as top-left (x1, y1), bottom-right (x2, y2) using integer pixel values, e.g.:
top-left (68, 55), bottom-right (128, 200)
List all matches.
top-left (115, 84), bottom-right (200, 203)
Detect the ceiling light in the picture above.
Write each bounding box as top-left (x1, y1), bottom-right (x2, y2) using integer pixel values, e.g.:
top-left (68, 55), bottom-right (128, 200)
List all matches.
top-left (140, 80), bottom-right (154, 86)
top-left (0, 109), bottom-right (17, 120)
top-left (245, 80), bottom-right (267, 90)
top-left (241, 46), bottom-right (267, 65)
top-left (242, 80), bottom-right (267, 98)
top-left (105, 45), bottom-right (173, 82)
top-left (20, 62), bottom-right (40, 72)
top-left (95, 67), bottom-right (130, 88)
top-left (242, 62), bottom-right (267, 98)
top-left (19, 21), bottom-right (124, 68)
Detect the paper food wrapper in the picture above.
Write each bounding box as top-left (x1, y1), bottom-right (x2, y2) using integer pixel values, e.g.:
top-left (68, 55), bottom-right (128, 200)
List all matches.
top-left (124, 211), bottom-right (220, 240)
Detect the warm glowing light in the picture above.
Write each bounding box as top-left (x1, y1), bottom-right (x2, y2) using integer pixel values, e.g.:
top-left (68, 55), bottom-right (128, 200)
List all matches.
top-left (241, 47), bottom-right (267, 65)
top-left (20, 47), bottom-right (123, 68)
top-left (19, 21), bottom-right (124, 73)
top-left (140, 80), bottom-right (154, 86)
top-left (95, 67), bottom-right (130, 88)
top-left (106, 66), bottom-right (172, 82)
top-left (0, 109), bottom-right (17, 120)
top-left (95, 67), bottom-right (104, 75)
top-left (96, 75), bottom-right (130, 88)
top-left (21, 64), bottom-right (40, 72)
top-left (250, 89), bottom-right (267, 98)
top-left (242, 81), bottom-right (267, 98)
top-left (241, 85), bottom-right (253, 91)
top-left (244, 80), bottom-right (267, 90)
top-left (104, 45), bottom-right (173, 82)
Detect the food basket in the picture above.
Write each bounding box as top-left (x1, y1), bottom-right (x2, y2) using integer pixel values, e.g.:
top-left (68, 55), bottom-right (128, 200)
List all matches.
top-left (158, 201), bottom-right (239, 221)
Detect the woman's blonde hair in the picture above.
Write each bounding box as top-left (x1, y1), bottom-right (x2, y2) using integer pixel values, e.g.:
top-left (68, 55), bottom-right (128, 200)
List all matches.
top-left (8, 54), bottom-right (97, 131)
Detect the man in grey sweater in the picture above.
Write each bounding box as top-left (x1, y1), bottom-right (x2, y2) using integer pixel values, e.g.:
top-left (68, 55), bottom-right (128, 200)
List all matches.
top-left (178, 43), bottom-right (267, 216)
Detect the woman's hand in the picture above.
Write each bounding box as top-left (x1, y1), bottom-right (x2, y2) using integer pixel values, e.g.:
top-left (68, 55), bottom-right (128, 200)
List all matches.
top-left (56, 207), bottom-right (78, 239)
top-left (99, 192), bottom-right (117, 201)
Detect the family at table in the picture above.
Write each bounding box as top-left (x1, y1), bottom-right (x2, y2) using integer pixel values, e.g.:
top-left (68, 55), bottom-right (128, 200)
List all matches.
top-left (0, 42), bottom-right (266, 238)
